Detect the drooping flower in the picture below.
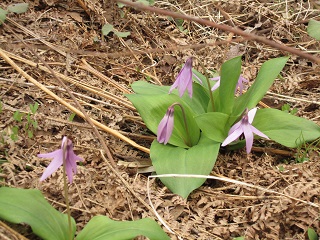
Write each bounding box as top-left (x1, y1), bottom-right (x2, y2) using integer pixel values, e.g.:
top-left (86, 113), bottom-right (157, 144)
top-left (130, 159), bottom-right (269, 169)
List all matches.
top-left (210, 76), bottom-right (221, 91)
top-left (236, 75), bottom-right (248, 94)
top-left (38, 136), bottom-right (83, 183)
top-left (157, 106), bottom-right (175, 144)
top-left (169, 57), bottom-right (194, 98)
top-left (221, 108), bottom-right (269, 153)
top-left (210, 75), bottom-right (248, 95)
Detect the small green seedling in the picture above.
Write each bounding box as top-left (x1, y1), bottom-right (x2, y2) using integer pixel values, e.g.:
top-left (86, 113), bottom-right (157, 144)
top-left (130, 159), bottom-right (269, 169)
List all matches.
top-left (11, 103), bottom-right (39, 140)
top-left (307, 19), bottom-right (320, 40)
top-left (68, 112), bottom-right (76, 122)
top-left (102, 24), bottom-right (130, 38)
top-left (307, 228), bottom-right (318, 240)
top-left (0, 3), bottom-right (29, 25)
top-left (281, 103), bottom-right (298, 115)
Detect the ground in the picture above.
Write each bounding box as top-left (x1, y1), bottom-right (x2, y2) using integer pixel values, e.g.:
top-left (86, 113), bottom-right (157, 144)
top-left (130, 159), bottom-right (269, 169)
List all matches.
top-left (0, 0), bottom-right (319, 239)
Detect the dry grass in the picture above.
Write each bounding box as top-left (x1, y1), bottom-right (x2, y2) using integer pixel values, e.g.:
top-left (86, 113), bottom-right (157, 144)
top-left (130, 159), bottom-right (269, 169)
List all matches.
top-left (0, 0), bottom-right (319, 239)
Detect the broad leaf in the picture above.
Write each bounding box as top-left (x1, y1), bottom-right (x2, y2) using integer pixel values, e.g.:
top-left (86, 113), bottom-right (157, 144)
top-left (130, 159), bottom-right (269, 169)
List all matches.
top-left (233, 57), bottom-right (288, 118)
top-left (307, 228), bottom-right (318, 240)
top-left (307, 19), bottom-right (320, 40)
top-left (0, 8), bottom-right (7, 25)
top-left (195, 112), bottom-right (230, 142)
top-left (114, 31), bottom-right (131, 38)
top-left (0, 187), bottom-right (76, 240)
top-left (216, 56), bottom-right (242, 114)
top-left (7, 3), bottom-right (29, 14)
top-left (137, 0), bottom-right (155, 5)
top-left (253, 108), bottom-right (320, 148)
top-left (77, 215), bottom-right (169, 240)
top-left (150, 134), bottom-right (220, 198)
top-left (102, 24), bottom-right (114, 36)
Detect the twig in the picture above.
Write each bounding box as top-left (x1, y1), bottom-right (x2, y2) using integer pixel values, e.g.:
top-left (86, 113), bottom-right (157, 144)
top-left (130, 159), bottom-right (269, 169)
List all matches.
top-left (0, 221), bottom-right (29, 240)
top-left (0, 47), bottom-right (149, 155)
top-left (116, 0), bottom-right (320, 64)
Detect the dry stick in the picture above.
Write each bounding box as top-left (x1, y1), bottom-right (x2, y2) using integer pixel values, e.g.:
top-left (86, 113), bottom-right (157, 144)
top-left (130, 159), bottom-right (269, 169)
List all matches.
top-left (6, 17), bottom-right (68, 58)
top-left (0, 47), bottom-right (149, 155)
top-left (0, 221), bottom-right (29, 240)
top-left (116, 0), bottom-right (320, 64)
top-left (1, 49), bottom-right (135, 110)
top-left (72, 37), bottom-right (245, 58)
top-left (79, 59), bottom-right (131, 94)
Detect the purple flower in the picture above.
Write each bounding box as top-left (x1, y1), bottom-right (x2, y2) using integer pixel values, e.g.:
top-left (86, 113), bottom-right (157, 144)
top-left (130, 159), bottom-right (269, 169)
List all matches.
top-left (169, 58), bottom-right (194, 98)
top-left (157, 106), bottom-right (174, 144)
top-left (210, 75), bottom-right (248, 95)
top-left (210, 76), bottom-right (221, 91)
top-left (236, 75), bottom-right (248, 94)
top-left (38, 136), bottom-right (83, 183)
top-left (221, 108), bottom-right (269, 153)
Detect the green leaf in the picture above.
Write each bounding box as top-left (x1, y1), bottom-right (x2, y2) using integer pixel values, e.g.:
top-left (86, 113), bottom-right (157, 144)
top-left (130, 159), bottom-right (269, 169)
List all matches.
top-left (150, 134), bottom-right (220, 198)
top-left (32, 120), bottom-right (38, 129)
top-left (253, 108), bottom-right (320, 148)
top-left (233, 237), bottom-right (245, 240)
top-left (0, 187), bottom-right (76, 240)
top-left (114, 31), bottom-right (131, 38)
top-left (10, 126), bottom-right (19, 141)
top-left (117, 3), bottom-right (125, 8)
top-left (308, 228), bottom-right (318, 240)
top-left (0, 8), bottom-right (7, 25)
top-left (68, 112), bottom-right (76, 121)
top-left (102, 24), bottom-right (114, 36)
top-left (307, 19), bottom-right (320, 40)
top-left (216, 56), bottom-right (242, 114)
top-left (195, 112), bottom-right (230, 142)
top-left (29, 102), bottom-right (39, 114)
top-left (137, 0), bottom-right (155, 5)
top-left (77, 215), bottom-right (170, 240)
top-left (7, 3), bottom-right (29, 14)
top-left (233, 57), bottom-right (288, 118)
top-left (27, 130), bottom-right (33, 138)
top-left (130, 81), bottom-right (209, 116)
top-left (13, 111), bottom-right (23, 122)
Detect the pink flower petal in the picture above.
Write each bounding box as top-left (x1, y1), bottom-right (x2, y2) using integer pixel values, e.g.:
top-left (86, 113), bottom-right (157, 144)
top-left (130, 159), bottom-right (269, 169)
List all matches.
top-left (248, 108), bottom-right (258, 124)
top-left (169, 58), bottom-right (193, 98)
top-left (242, 123), bottom-right (254, 153)
top-left (39, 150), bottom-right (64, 181)
top-left (157, 107), bottom-right (174, 144)
top-left (221, 127), bottom-right (243, 147)
top-left (250, 126), bottom-right (269, 139)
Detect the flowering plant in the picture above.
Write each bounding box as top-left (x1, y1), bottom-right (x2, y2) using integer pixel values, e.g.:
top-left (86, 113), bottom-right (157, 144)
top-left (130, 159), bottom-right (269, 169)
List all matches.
top-left (127, 56), bottom-right (320, 198)
top-left (0, 137), bottom-right (170, 240)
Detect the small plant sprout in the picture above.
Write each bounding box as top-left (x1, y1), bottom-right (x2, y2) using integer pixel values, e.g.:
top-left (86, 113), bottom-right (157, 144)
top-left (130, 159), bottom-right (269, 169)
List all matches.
top-left (38, 136), bottom-right (83, 183)
top-left (222, 108), bottom-right (269, 154)
top-left (169, 57), bottom-right (194, 98)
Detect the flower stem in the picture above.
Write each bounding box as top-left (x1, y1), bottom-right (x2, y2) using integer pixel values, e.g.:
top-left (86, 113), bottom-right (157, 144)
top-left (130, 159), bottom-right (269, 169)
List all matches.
top-left (173, 103), bottom-right (192, 147)
top-left (198, 60), bottom-right (215, 111)
top-left (62, 139), bottom-right (73, 240)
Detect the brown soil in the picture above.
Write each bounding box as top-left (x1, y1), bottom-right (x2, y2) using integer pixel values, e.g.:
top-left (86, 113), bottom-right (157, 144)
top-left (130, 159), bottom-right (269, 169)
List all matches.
top-left (0, 0), bottom-right (319, 239)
